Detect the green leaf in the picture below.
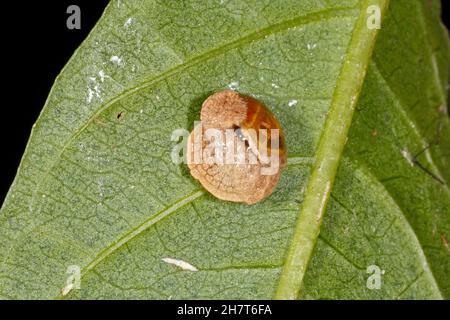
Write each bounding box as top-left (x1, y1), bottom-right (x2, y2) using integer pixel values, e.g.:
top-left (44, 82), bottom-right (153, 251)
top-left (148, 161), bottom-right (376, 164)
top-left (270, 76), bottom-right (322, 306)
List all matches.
top-left (1, 0), bottom-right (449, 299)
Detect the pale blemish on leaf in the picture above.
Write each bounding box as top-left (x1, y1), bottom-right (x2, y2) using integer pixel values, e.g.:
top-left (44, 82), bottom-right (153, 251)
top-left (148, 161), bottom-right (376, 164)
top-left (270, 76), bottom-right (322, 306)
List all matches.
top-left (162, 258), bottom-right (198, 272)
top-left (401, 148), bottom-right (415, 167)
top-left (110, 55), bottom-right (123, 65)
top-left (61, 283), bottom-right (74, 297)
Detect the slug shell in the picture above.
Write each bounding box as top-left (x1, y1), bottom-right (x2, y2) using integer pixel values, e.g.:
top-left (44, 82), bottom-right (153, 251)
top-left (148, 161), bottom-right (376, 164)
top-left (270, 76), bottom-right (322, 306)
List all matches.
top-left (187, 90), bottom-right (287, 204)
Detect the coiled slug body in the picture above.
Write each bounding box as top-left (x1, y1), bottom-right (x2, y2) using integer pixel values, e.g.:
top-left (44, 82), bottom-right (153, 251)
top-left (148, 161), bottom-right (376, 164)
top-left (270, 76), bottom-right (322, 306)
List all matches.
top-left (187, 90), bottom-right (287, 204)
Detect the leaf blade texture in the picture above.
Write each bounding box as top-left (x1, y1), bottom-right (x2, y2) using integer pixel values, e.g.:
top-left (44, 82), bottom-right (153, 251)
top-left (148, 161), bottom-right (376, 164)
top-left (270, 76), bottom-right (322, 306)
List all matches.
top-left (0, 0), bottom-right (449, 299)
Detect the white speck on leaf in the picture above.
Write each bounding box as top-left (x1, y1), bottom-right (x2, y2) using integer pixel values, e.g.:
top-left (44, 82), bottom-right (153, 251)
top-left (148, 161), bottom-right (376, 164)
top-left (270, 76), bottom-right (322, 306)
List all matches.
top-left (94, 85), bottom-right (102, 100)
top-left (228, 81), bottom-right (239, 91)
top-left (61, 283), bottom-right (74, 296)
top-left (87, 89), bottom-right (95, 103)
top-left (110, 55), bottom-right (123, 65)
top-left (401, 148), bottom-right (415, 167)
top-left (271, 83), bottom-right (280, 89)
top-left (98, 70), bottom-right (108, 82)
top-left (288, 99), bottom-right (298, 107)
top-left (86, 79), bottom-right (102, 103)
top-left (98, 178), bottom-right (105, 198)
top-left (124, 17), bottom-right (134, 28)
top-left (162, 257), bottom-right (198, 272)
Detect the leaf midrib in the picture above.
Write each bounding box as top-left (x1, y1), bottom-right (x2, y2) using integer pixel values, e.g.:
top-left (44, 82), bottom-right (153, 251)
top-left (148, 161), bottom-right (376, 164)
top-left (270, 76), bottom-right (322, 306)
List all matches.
top-left (275, 0), bottom-right (448, 299)
top-left (274, 0), bottom-right (390, 299)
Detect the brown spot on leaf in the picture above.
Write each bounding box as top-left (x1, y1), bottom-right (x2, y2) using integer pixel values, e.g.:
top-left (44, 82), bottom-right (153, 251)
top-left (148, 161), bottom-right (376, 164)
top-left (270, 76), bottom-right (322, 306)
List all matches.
top-left (438, 104), bottom-right (447, 115)
top-left (441, 234), bottom-right (450, 253)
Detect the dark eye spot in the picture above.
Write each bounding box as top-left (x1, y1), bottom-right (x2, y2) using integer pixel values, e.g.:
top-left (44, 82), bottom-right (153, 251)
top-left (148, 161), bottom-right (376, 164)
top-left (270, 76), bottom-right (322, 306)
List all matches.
top-left (233, 125), bottom-right (250, 147)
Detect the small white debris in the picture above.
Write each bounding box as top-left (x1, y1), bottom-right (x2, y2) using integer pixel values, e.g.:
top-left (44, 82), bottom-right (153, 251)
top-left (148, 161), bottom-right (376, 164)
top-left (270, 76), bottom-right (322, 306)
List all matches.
top-left (87, 88), bottom-right (95, 103)
top-left (94, 85), bottom-right (101, 98)
top-left (228, 81), bottom-right (239, 91)
top-left (307, 43), bottom-right (317, 50)
top-left (271, 83), bottom-right (280, 89)
top-left (288, 99), bottom-right (298, 107)
top-left (162, 257), bottom-right (198, 272)
top-left (110, 55), bottom-right (122, 65)
top-left (401, 148), bottom-right (415, 167)
top-left (124, 17), bottom-right (134, 28)
top-left (98, 70), bottom-right (108, 82)
top-left (86, 81), bottom-right (102, 104)
top-left (61, 283), bottom-right (74, 296)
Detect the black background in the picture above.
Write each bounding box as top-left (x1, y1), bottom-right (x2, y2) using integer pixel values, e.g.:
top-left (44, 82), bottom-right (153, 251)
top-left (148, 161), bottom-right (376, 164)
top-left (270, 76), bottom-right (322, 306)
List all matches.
top-left (1, 1), bottom-right (109, 204)
top-left (0, 300), bottom-right (446, 317)
top-left (0, 2), bottom-right (449, 205)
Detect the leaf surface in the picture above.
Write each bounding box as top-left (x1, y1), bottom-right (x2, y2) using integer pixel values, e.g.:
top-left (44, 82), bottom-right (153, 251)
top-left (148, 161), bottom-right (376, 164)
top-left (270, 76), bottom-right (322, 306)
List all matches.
top-left (0, 0), bottom-right (449, 299)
